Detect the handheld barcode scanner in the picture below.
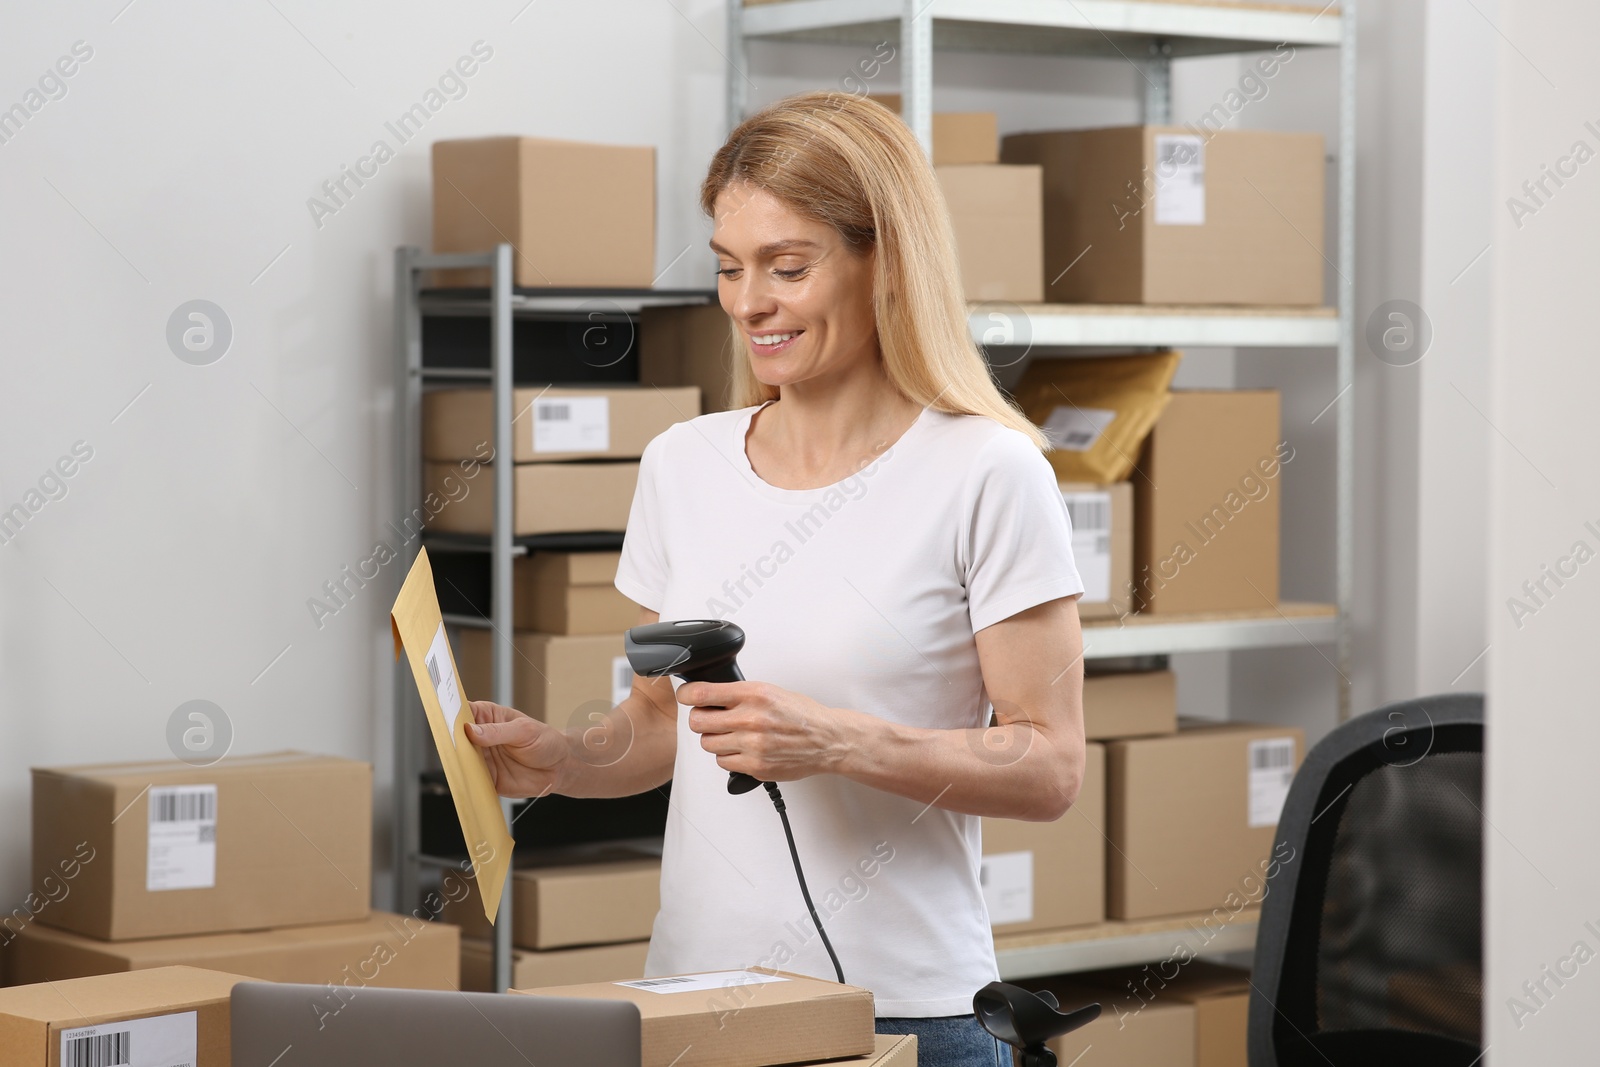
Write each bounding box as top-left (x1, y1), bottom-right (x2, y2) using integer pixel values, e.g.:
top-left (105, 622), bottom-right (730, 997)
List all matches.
top-left (624, 619), bottom-right (845, 984)
top-left (623, 619), bottom-right (760, 795)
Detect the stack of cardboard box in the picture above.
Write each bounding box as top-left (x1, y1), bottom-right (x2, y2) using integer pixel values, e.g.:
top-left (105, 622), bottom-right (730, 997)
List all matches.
top-left (422, 385), bottom-right (699, 537)
top-left (1001, 125), bottom-right (1325, 307)
top-left (874, 93), bottom-right (1044, 303)
top-left (452, 548), bottom-right (637, 729)
top-left (443, 850), bottom-right (661, 992)
top-left (3, 753), bottom-right (459, 991)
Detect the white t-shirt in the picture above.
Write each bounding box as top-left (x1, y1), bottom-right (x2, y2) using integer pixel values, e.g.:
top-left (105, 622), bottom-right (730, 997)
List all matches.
top-left (614, 400), bottom-right (1083, 1017)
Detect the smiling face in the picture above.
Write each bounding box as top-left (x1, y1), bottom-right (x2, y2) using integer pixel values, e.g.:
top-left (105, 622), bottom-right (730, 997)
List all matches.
top-left (709, 182), bottom-right (879, 392)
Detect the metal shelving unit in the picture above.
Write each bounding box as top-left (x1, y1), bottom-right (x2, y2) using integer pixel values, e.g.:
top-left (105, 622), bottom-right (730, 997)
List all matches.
top-left (393, 244), bottom-right (715, 991)
top-left (728, 0), bottom-right (1356, 980)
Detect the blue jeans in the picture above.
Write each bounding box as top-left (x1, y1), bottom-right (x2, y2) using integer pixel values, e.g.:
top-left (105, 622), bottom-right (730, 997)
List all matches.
top-left (877, 1015), bottom-right (1009, 1067)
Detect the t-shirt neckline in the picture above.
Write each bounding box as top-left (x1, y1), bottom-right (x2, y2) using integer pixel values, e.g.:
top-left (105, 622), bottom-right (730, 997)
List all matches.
top-left (730, 398), bottom-right (932, 502)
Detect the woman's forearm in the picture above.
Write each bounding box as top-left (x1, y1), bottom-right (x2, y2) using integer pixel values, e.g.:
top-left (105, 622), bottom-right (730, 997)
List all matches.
top-left (552, 695), bottom-right (679, 799)
top-left (832, 711), bottom-right (1083, 822)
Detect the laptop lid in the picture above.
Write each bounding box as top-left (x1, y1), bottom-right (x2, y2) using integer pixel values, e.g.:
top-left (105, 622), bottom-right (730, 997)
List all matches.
top-left (230, 981), bottom-right (642, 1067)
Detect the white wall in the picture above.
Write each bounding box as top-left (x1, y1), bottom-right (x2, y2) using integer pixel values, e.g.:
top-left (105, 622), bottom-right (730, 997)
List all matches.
top-left (1484, 0), bottom-right (1600, 1060)
top-left (0, 1), bottom-right (1512, 933)
top-left (0, 0), bottom-right (730, 906)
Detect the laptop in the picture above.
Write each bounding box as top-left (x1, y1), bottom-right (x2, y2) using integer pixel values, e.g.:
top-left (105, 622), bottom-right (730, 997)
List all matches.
top-left (230, 982), bottom-right (642, 1067)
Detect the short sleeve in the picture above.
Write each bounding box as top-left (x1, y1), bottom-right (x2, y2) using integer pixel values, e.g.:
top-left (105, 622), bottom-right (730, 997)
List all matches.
top-left (961, 430), bottom-right (1085, 633)
top-left (614, 431), bottom-right (669, 612)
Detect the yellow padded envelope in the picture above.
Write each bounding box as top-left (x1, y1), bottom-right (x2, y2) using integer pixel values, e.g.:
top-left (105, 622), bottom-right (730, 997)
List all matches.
top-left (391, 548), bottom-right (513, 924)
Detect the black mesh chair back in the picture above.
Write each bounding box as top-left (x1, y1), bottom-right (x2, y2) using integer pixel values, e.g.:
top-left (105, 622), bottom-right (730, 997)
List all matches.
top-left (1249, 693), bottom-right (1484, 1067)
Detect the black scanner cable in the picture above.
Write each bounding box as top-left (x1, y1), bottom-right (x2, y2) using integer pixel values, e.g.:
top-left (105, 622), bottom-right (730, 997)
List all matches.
top-left (624, 620), bottom-right (846, 984)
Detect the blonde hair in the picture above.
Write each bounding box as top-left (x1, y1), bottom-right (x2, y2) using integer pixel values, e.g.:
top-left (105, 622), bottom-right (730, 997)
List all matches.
top-left (699, 90), bottom-right (1047, 450)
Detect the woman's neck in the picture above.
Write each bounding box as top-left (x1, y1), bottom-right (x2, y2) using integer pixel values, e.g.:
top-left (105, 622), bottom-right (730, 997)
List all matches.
top-left (747, 364), bottom-right (923, 489)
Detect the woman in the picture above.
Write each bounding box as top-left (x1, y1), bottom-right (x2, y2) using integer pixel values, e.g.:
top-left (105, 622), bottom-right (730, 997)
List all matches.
top-left (469, 91), bottom-right (1086, 1067)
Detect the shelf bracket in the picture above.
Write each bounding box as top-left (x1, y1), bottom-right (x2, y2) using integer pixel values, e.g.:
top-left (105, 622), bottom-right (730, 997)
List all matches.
top-left (1140, 39), bottom-right (1173, 125)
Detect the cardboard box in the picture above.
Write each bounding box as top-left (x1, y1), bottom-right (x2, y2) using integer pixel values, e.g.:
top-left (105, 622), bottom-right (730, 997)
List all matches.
top-left (1166, 962), bottom-right (1251, 1067)
top-left (515, 969), bottom-right (875, 1067)
top-left (423, 386), bottom-right (700, 463)
top-left (804, 1034), bottom-right (916, 1066)
top-left (1000, 126), bottom-right (1325, 305)
top-left (461, 939), bottom-right (650, 992)
top-left (639, 304), bottom-right (738, 414)
top-left (456, 630), bottom-right (626, 729)
top-left (1082, 670), bottom-right (1177, 740)
top-left (514, 551), bottom-right (638, 633)
top-left (1040, 961), bottom-right (1249, 1067)
top-left (31, 753), bottom-right (370, 941)
top-left (1106, 721), bottom-right (1303, 920)
top-left (423, 460), bottom-right (637, 536)
top-left (1060, 481), bottom-right (1133, 620)
top-left (432, 136), bottom-right (655, 288)
top-left (0, 966), bottom-right (246, 1067)
top-left (442, 859), bottom-right (660, 949)
top-left (981, 742), bottom-right (1105, 934)
top-left (1133, 390), bottom-right (1283, 614)
top-left (6, 913), bottom-right (460, 992)
top-left (936, 164), bottom-right (1045, 302)
top-left (871, 94), bottom-right (999, 164)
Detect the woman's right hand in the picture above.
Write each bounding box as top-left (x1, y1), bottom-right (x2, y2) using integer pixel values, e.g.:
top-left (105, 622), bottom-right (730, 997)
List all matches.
top-left (467, 700), bottom-right (570, 798)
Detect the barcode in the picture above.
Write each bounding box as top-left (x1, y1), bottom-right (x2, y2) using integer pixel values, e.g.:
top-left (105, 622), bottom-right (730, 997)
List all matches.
top-left (198, 824), bottom-right (216, 843)
top-left (538, 403), bottom-right (571, 421)
top-left (1064, 497), bottom-right (1110, 533)
top-left (1252, 740), bottom-right (1294, 770)
top-left (64, 1031), bottom-right (130, 1067)
top-left (629, 977), bottom-right (693, 988)
top-left (1060, 431), bottom-right (1095, 448)
top-left (1159, 139), bottom-right (1199, 168)
top-left (426, 653), bottom-right (442, 689)
top-left (614, 661), bottom-right (633, 690)
top-left (151, 790), bottom-right (215, 823)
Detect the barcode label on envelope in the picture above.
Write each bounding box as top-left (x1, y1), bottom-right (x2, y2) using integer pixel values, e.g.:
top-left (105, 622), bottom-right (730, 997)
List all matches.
top-left (425, 621), bottom-right (464, 744)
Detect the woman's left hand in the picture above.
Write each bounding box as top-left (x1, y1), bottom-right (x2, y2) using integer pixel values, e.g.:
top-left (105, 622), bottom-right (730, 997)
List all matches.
top-left (675, 680), bottom-right (853, 782)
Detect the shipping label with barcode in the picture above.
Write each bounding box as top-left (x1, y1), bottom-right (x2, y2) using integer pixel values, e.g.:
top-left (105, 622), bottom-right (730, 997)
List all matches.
top-left (533, 395), bottom-right (610, 454)
top-left (1153, 134), bottom-right (1206, 225)
top-left (1062, 490), bottom-right (1113, 602)
top-left (146, 785), bottom-right (217, 892)
top-left (61, 1010), bottom-right (198, 1067)
top-left (424, 621), bottom-right (464, 745)
top-left (979, 850), bottom-right (1034, 925)
top-left (611, 655), bottom-right (633, 707)
top-left (1041, 406), bottom-right (1116, 452)
top-left (1248, 737), bottom-right (1297, 827)
top-left (616, 970), bottom-right (790, 996)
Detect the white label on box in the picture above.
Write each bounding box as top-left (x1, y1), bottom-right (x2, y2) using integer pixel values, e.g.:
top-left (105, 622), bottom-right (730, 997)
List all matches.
top-left (1154, 134), bottom-right (1206, 225)
top-left (533, 396), bottom-right (610, 453)
top-left (980, 850), bottom-right (1034, 925)
top-left (425, 621), bottom-right (464, 745)
top-left (1041, 406), bottom-right (1116, 452)
top-left (1248, 738), bottom-right (1297, 827)
top-left (616, 970), bottom-right (791, 996)
top-left (61, 1010), bottom-right (198, 1067)
top-left (1062, 490), bottom-right (1113, 603)
top-left (146, 785), bottom-right (217, 891)
top-left (612, 655), bottom-right (633, 707)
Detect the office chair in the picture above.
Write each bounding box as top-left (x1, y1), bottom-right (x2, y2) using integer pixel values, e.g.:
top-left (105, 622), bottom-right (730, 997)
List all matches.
top-left (1248, 693), bottom-right (1484, 1066)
